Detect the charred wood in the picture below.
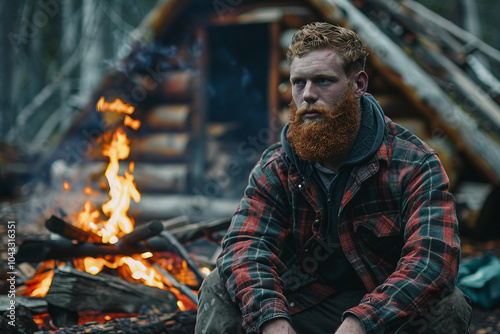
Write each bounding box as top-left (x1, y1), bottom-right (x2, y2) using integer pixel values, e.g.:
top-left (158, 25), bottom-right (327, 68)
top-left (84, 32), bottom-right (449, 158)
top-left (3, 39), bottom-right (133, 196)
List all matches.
top-left (119, 220), bottom-right (164, 245)
top-left (159, 231), bottom-right (205, 287)
top-left (33, 310), bottom-right (197, 334)
top-left (48, 303), bottom-right (79, 328)
top-left (0, 296), bottom-right (48, 314)
top-left (16, 217), bottom-right (230, 263)
top-left (44, 266), bottom-right (178, 315)
top-left (162, 215), bottom-right (190, 231)
top-left (150, 262), bottom-right (198, 306)
top-left (0, 305), bottom-right (38, 334)
top-left (15, 237), bottom-right (176, 263)
top-left (45, 215), bottom-right (101, 243)
top-left (169, 217), bottom-right (231, 244)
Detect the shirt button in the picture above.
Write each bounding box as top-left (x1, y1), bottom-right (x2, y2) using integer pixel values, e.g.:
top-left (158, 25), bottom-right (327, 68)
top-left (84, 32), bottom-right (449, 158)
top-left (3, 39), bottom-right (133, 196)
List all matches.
top-left (290, 302), bottom-right (295, 307)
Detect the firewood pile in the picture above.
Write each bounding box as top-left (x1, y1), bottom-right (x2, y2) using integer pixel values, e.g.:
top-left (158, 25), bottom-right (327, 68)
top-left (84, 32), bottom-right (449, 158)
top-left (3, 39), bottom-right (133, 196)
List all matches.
top-left (0, 215), bottom-right (230, 334)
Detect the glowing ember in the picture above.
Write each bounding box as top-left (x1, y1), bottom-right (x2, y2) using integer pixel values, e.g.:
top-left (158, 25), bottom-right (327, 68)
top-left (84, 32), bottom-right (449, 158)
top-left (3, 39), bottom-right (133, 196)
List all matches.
top-left (177, 301), bottom-right (186, 311)
top-left (63, 181), bottom-right (71, 190)
top-left (141, 252), bottom-right (153, 259)
top-left (200, 267), bottom-right (212, 277)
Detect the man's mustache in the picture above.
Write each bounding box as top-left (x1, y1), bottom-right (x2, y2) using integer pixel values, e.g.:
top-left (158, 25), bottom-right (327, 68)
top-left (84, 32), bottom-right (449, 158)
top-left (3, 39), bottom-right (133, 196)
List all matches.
top-left (295, 105), bottom-right (328, 118)
top-left (294, 104), bottom-right (345, 121)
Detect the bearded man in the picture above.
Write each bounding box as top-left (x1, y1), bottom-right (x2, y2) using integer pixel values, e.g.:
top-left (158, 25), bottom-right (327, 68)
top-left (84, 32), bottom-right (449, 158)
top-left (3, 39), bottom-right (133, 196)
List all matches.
top-left (195, 22), bottom-right (472, 334)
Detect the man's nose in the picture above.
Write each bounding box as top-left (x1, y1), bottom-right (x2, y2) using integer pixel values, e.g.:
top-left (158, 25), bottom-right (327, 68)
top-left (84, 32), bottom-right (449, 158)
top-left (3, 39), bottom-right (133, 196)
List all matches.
top-left (303, 81), bottom-right (318, 103)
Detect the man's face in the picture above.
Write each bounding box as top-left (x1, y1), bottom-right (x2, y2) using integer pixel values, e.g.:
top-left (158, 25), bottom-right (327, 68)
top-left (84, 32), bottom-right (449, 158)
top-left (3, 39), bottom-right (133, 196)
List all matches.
top-left (290, 49), bottom-right (353, 116)
top-left (287, 49), bottom-right (364, 163)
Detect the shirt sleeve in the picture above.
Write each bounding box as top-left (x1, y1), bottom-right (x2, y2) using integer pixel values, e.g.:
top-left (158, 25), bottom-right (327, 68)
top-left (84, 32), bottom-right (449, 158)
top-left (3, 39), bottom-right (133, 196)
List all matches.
top-left (216, 154), bottom-right (293, 333)
top-left (344, 153), bottom-right (461, 334)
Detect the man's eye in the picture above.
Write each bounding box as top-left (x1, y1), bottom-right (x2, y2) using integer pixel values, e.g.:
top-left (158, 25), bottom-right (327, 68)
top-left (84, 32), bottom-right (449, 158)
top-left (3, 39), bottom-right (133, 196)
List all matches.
top-left (293, 80), bottom-right (305, 86)
top-left (318, 78), bottom-right (332, 84)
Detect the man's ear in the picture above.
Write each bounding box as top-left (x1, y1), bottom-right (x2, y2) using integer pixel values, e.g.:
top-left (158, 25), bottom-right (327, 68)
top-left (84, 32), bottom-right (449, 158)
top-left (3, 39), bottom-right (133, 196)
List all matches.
top-left (352, 71), bottom-right (369, 98)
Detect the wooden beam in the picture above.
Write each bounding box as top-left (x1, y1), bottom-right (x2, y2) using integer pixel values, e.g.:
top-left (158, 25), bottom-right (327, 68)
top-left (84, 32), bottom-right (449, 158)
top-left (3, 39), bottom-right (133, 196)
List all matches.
top-left (311, 0), bottom-right (500, 184)
top-left (189, 26), bottom-right (209, 191)
top-left (268, 21), bottom-right (282, 144)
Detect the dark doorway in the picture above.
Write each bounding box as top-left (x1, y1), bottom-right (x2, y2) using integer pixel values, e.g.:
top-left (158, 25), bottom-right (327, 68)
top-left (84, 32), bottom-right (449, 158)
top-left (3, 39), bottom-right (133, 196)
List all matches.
top-left (207, 23), bottom-right (270, 139)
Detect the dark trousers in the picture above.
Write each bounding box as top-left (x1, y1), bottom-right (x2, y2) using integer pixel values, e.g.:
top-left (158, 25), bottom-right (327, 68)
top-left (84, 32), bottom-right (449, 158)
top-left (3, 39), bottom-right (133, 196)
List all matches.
top-left (195, 269), bottom-right (472, 334)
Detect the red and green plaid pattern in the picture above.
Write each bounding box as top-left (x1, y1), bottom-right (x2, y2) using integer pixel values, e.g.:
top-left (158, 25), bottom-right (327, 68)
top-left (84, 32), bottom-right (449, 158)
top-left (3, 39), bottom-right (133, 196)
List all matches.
top-left (217, 117), bottom-right (460, 334)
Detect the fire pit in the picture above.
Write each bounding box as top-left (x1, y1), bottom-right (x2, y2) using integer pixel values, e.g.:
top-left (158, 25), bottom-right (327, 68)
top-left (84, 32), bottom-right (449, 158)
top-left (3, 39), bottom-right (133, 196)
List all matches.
top-left (2, 98), bottom-right (230, 333)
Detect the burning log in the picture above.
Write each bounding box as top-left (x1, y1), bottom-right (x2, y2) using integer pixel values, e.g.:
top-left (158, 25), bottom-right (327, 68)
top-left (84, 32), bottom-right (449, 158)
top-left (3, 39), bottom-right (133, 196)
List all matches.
top-left (44, 266), bottom-right (178, 315)
top-left (45, 215), bottom-right (102, 243)
top-left (16, 217), bottom-right (230, 263)
top-left (159, 231), bottom-right (205, 286)
top-left (119, 220), bottom-right (164, 244)
top-left (169, 217), bottom-right (231, 244)
top-left (48, 303), bottom-right (78, 328)
top-left (150, 262), bottom-right (198, 306)
top-left (15, 237), bottom-right (176, 263)
top-left (45, 216), bottom-right (164, 245)
top-left (162, 215), bottom-right (190, 231)
top-left (0, 296), bottom-right (48, 314)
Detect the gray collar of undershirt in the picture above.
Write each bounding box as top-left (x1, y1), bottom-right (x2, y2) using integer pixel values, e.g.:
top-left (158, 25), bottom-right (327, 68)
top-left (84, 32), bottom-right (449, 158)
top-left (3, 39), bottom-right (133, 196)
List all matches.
top-left (314, 162), bottom-right (337, 190)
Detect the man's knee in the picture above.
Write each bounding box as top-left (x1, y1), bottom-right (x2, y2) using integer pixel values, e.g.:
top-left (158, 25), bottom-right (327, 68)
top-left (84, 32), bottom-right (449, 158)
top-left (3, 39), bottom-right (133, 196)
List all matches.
top-left (196, 268), bottom-right (243, 334)
top-left (397, 287), bottom-right (472, 334)
top-left (199, 268), bottom-right (223, 295)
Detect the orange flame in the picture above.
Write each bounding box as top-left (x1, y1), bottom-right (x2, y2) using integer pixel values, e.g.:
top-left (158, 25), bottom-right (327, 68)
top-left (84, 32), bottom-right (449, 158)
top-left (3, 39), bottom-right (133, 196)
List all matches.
top-left (77, 201), bottom-right (100, 232)
top-left (96, 97), bottom-right (134, 114)
top-left (76, 98), bottom-right (142, 243)
top-left (22, 261), bottom-right (59, 298)
top-left (124, 115), bottom-right (141, 130)
top-left (177, 301), bottom-right (186, 311)
top-left (98, 128), bottom-right (141, 243)
top-left (83, 255), bottom-right (165, 289)
top-left (30, 270), bottom-right (54, 297)
top-left (63, 181), bottom-right (71, 190)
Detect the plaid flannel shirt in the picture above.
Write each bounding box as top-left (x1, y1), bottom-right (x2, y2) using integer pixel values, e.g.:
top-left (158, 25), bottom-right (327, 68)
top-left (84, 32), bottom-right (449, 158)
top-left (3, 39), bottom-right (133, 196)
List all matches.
top-left (217, 116), bottom-right (460, 334)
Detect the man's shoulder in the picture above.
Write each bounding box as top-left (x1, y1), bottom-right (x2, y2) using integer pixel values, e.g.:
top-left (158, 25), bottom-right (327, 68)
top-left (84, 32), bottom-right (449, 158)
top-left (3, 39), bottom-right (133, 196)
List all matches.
top-left (260, 142), bottom-right (289, 169)
top-left (384, 117), bottom-right (436, 159)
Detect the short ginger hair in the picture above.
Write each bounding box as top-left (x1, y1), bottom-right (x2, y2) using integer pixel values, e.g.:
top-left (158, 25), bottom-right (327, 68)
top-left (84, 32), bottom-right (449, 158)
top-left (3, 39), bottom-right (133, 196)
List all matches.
top-left (287, 22), bottom-right (369, 77)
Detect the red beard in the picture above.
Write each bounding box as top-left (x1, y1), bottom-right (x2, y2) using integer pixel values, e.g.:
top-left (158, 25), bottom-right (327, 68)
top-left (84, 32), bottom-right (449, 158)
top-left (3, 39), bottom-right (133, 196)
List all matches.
top-left (287, 90), bottom-right (360, 163)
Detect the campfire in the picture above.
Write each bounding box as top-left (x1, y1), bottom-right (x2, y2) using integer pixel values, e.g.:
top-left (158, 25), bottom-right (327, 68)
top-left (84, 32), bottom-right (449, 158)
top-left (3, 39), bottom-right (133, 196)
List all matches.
top-left (7, 98), bottom-right (230, 333)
